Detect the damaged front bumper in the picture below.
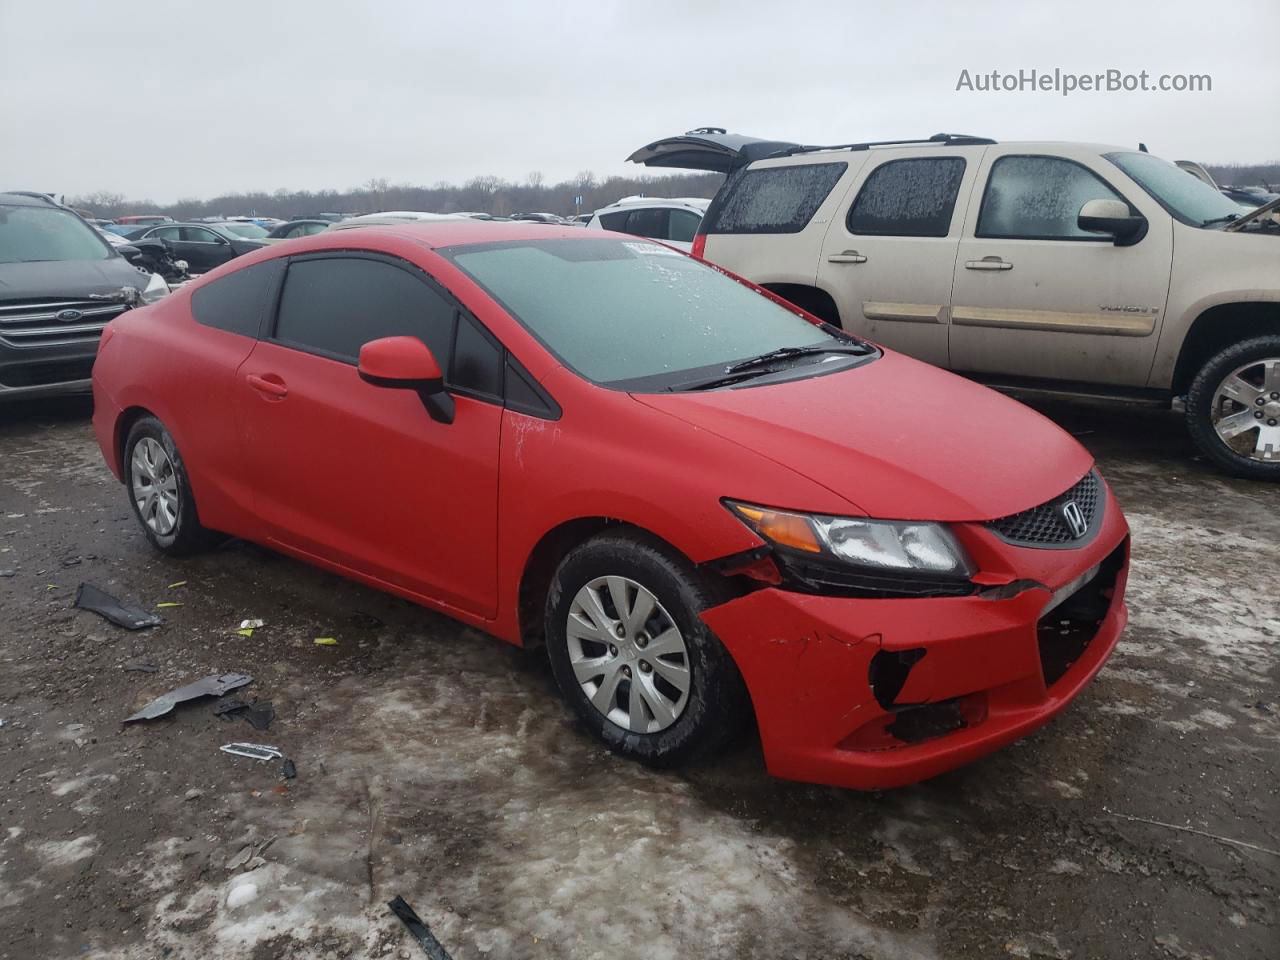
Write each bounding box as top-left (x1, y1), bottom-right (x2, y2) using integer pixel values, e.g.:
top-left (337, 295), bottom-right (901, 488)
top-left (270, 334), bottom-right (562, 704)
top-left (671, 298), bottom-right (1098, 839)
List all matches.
top-left (701, 501), bottom-right (1130, 791)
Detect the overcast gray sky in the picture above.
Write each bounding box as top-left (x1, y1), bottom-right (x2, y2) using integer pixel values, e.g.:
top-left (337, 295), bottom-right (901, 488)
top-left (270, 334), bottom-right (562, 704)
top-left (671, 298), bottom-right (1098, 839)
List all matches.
top-left (2, 0), bottom-right (1276, 202)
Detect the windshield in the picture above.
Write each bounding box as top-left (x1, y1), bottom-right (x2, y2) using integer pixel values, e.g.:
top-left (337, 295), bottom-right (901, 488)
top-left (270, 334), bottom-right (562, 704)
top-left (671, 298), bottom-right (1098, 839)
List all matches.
top-left (222, 222), bottom-right (268, 239)
top-left (0, 205), bottom-right (114, 264)
top-left (446, 236), bottom-right (850, 388)
top-left (1107, 152), bottom-right (1247, 226)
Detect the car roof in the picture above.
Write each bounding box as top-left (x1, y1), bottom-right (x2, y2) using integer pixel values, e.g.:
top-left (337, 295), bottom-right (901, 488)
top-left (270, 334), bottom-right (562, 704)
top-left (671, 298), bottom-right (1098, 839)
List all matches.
top-left (596, 196), bottom-right (710, 213)
top-left (0, 192), bottom-right (59, 208)
top-left (267, 219), bottom-right (592, 252)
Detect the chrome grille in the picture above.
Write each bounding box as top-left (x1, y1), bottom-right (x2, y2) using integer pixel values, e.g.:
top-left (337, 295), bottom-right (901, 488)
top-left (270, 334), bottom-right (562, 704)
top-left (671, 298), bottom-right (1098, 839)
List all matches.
top-left (0, 299), bottom-right (126, 348)
top-left (988, 471), bottom-right (1102, 546)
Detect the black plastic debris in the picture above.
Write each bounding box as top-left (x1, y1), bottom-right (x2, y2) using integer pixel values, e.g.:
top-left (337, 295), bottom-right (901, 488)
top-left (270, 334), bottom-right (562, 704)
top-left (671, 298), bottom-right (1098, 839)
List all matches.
top-left (122, 661), bottom-right (159, 674)
top-left (281, 758), bottom-right (296, 780)
top-left (124, 673), bottom-right (253, 723)
top-left (388, 897), bottom-right (453, 960)
top-left (213, 697), bottom-right (275, 731)
top-left (75, 583), bottom-right (163, 630)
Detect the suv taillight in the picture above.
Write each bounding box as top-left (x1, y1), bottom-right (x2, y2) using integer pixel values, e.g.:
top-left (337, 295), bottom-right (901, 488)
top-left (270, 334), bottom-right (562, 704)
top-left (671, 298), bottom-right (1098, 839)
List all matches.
top-left (691, 233), bottom-right (707, 260)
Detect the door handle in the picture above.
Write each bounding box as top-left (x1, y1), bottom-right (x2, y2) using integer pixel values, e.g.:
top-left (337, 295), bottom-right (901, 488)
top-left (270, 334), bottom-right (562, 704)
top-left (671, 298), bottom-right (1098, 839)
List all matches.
top-left (965, 256), bottom-right (1013, 271)
top-left (246, 373), bottom-right (288, 399)
top-left (827, 250), bottom-right (867, 264)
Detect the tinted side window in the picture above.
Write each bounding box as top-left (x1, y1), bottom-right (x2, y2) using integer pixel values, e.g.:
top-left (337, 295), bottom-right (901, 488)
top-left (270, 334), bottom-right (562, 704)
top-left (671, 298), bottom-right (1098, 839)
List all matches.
top-left (624, 208), bottom-right (668, 239)
top-left (182, 227), bottom-right (222, 243)
top-left (274, 257), bottom-right (454, 363)
top-left (598, 211), bottom-right (629, 230)
top-left (452, 314), bottom-right (503, 397)
top-left (704, 162), bottom-right (847, 235)
top-left (190, 258), bottom-right (284, 338)
top-left (846, 157), bottom-right (966, 237)
top-left (978, 156), bottom-right (1125, 240)
top-left (669, 209), bottom-right (701, 243)
top-left (150, 225), bottom-right (182, 240)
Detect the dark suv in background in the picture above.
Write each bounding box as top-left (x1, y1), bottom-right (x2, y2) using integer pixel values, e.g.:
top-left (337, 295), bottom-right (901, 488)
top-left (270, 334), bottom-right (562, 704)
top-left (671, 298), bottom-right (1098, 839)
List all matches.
top-left (0, 193), bottom-right (168, 401)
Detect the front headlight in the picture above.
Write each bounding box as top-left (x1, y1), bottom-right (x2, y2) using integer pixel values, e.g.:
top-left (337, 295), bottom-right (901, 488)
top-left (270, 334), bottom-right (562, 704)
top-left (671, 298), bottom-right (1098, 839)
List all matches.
top-left (140, 271), bottom-right (170, 304)
top-left (726, 501), bottom-right (974, 577)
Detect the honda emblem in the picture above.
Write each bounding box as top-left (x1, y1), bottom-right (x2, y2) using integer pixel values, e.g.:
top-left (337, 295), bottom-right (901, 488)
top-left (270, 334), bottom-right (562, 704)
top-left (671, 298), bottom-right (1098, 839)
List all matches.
top-left (1061, 501), bottom-right (1088, 538)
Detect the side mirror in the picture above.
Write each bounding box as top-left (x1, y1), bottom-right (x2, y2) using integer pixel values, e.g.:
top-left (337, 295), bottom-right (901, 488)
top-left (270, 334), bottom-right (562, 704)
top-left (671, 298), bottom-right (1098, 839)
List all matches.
top-left (358, 336), bottom-right (454, 424)
top-left (117, 243), bottom-right (143, 264)
top-left (1078, 199), bottom-right (1147, 246)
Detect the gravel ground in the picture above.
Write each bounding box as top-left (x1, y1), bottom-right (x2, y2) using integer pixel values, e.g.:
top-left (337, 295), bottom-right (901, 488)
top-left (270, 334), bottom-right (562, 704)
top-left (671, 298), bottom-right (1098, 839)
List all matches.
top-left (0, 394), bottom-right (1276, 960)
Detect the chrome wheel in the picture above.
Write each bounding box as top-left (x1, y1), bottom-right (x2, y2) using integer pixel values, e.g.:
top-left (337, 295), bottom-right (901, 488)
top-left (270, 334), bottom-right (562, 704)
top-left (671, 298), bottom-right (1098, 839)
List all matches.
top-left (130, 437), bottom-right (180, 536)
top-left (566, 576), bottom-right (690, 734)
top-left (1211, 357), bottom-right (1280, 463)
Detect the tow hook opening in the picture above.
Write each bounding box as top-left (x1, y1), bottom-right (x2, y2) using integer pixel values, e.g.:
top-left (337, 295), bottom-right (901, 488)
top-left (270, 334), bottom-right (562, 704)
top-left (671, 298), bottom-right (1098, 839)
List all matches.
top-left (840, 693), bottom-right (988, 752)
top-left (868, 648), bottom-right (926, 710)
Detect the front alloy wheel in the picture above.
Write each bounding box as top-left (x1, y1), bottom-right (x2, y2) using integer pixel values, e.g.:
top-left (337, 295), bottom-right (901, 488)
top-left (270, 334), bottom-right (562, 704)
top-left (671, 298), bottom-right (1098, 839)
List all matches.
top-left (1187, 335), bottom-right (1280, 480)
top-left (545, 530), bottom-right (749, 766)
top-left (1209, 357), bottom-right (1280, 463)
top-left (566, 575), bottom-right (691, 734)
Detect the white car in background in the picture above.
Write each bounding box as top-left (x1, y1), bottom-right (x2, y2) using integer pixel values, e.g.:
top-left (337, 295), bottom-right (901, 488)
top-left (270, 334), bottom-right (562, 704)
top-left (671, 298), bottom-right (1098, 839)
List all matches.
top-left (327, 211), bottom-right (465, 230)
top-left (587, 196), bottom-right (709, 251)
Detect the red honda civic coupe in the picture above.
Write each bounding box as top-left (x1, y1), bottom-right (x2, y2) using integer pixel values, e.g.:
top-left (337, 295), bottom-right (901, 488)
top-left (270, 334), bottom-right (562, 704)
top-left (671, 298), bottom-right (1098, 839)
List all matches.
top-left (91, 222), bottom-right (1130, 789)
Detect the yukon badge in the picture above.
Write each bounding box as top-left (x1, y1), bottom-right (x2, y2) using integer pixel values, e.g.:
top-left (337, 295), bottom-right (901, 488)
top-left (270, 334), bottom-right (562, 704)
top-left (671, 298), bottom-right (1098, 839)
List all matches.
top-left (1061, 500), bottom-right (1088, 538)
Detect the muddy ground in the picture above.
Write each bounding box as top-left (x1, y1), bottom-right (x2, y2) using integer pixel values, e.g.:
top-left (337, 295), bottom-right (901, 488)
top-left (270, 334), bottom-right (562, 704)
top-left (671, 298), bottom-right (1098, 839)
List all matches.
top-left (0, 395), bottom-right (1276, 960)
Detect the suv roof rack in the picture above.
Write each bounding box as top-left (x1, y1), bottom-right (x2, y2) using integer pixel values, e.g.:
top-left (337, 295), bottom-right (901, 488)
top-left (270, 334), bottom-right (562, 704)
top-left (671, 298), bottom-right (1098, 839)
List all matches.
top-left (776, 133), bottom-right (996, 159)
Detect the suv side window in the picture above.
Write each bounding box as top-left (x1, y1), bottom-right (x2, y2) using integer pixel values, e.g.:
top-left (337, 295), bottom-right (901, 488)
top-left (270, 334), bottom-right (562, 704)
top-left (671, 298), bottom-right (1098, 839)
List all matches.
top-left (273, 254), bottom-right (503, 399)
top-left (668, 209), bottom-right (701, 242)
top-left (598, 211), bottom-right (629, 231)
top-left (846, 157), bottom-right (966, 237)
top-left (704, 162), bottom-right (848, 234)
top-left (977, 156), bottom-right (1126, 240)
top-left (190, 258), bottom-right (284, 338)
top-left (624, 208), bottom-right (668, 239)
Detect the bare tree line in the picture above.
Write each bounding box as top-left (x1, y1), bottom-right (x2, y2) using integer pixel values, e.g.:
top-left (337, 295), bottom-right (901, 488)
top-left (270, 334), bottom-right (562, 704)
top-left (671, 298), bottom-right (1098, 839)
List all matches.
top-left (1203, 163), bottom-right (1280, 189)
top-left (70, 170), bottom-right (726, 220)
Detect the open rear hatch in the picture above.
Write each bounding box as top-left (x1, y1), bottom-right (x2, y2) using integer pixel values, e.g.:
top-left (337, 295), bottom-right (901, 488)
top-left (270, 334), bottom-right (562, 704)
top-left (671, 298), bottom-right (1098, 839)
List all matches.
top-left (626, 127), bottom-right (802, 173)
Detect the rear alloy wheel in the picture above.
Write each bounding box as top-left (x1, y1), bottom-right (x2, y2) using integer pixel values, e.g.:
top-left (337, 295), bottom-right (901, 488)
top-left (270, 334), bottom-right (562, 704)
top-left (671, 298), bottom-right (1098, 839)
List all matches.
top-left (545, 531), bottom-right (749, 765)
top-left (1186, 336), bottom-right (1280, 480)
top-left (124, 416), bottom-right (217, 554)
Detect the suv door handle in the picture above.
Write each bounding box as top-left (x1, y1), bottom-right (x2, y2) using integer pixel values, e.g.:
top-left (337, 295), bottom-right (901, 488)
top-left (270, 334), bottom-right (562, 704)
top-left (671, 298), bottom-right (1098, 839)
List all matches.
top-left (828, 250), bottom-right (868, 264)
top-left (246, 373), bottom-right (288, 399)
top-left (965, 256), bottom-right (1013, 271)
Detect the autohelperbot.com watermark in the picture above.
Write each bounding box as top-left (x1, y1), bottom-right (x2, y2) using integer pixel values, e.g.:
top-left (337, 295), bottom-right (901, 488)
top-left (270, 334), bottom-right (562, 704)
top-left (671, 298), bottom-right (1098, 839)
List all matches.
top-left (956, 68), bottom-right (1211, 96)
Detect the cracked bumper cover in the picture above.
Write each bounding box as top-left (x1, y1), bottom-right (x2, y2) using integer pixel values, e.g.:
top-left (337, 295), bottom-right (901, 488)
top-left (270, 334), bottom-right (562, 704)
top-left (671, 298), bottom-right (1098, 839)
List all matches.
top-left (701, 496), bottom-right (1130, 791)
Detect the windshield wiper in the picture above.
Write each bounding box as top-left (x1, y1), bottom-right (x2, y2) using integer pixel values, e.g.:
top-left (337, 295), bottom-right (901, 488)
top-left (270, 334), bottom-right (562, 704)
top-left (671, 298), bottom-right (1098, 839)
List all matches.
top-left (724, 344), bottom-right (870, 374)
top-left (1201, 213), bottom-right (1240, 227)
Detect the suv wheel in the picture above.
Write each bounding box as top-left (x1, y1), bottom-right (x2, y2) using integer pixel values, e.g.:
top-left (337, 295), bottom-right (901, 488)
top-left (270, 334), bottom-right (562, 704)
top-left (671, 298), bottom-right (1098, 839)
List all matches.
top-left (1186, 335), bottom-right (1280, 480)
top-left (124, 416), bottom-right (217, 554)
top-left (544, 531), bottom-right (749, 765)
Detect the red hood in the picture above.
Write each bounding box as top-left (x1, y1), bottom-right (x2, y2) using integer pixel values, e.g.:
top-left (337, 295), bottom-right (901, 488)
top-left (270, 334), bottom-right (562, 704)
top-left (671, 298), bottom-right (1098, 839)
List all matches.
top-left (635, 351), bottom-right (1093, 522)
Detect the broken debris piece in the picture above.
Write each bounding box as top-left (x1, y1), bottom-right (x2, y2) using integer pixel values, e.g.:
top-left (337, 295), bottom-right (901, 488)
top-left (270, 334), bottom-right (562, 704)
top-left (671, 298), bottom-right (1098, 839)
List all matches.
top-left (76, 583), bottom-right (163, 630)
top-left (220, 742), bottom-right (284, 761)
top-left (122, 661), bottom-right (159, 674)
top-left (281, 758), bottom-right (296, 780)
top-left (213, 697), bottom-right (275, 731)
top-left (123, 673), bottom-right (252, 723)
top-left (313, 637), bottom-right (337, 646)
top-left (388, 896), bottom-right (454, 960)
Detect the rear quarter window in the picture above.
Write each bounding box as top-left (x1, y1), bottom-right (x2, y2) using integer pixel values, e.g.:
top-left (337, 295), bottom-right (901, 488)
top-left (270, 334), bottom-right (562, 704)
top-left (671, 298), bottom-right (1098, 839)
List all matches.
top-left (190, 259), bottom-right (284, 338)
top-left (704, 162), bottom-right (847, 234)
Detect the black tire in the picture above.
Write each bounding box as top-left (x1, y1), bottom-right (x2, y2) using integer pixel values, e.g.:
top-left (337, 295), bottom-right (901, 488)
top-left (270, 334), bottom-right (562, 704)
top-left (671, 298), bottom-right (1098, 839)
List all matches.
top-left (1185, 335), bottom-right (1280, 481)
top-left (544, 530), bottom-right (750, 766)
top-left (123, 416), bottom-right (217, 554)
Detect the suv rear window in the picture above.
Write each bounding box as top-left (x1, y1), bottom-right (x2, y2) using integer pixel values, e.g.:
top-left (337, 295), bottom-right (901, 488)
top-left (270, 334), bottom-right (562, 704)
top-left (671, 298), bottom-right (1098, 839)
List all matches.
top-left (704, 162), bottom-right (847, 234)
top-left (846, 157), bottom-right (966, 237)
